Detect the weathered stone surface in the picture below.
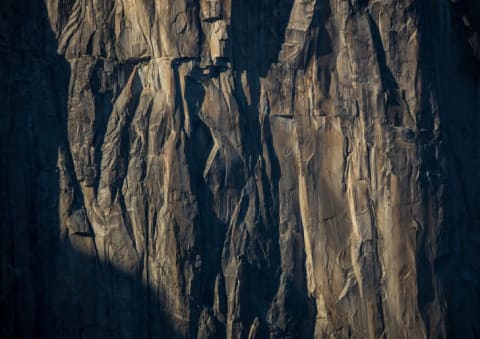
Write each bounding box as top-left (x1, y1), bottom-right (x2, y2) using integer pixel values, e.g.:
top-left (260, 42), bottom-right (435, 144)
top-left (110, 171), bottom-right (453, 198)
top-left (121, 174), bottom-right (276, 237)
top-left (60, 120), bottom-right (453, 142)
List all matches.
top-left (1, 0), bottom-right (480, 338)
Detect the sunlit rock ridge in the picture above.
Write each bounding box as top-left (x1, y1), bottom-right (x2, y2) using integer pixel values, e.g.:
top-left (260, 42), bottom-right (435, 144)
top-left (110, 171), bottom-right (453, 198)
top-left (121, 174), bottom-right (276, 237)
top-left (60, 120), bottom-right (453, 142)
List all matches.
top-left (1, 0), bottom-right (480, 338)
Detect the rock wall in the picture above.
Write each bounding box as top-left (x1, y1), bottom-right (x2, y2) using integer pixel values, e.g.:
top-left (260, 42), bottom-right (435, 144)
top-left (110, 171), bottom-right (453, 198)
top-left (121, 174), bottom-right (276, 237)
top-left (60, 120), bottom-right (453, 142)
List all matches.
top-left (1, 0), bottom-right (480, 338)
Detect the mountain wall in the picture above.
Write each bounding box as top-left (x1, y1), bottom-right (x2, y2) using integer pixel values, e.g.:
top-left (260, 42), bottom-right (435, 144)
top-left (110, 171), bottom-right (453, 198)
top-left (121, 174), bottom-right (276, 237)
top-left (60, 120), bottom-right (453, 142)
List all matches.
top-left (1, 0), bottom-right (480, 338)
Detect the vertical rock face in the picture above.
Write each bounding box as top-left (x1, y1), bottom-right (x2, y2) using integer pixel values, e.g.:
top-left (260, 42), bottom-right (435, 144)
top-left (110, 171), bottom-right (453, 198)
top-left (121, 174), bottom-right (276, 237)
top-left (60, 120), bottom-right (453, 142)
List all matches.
top-left (1, 0), bottom-right (480, 338)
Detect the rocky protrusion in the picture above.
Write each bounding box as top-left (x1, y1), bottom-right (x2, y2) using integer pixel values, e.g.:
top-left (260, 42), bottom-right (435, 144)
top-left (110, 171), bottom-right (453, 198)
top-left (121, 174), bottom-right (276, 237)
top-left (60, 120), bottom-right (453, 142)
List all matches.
top-left (201, 0), bottom-right (223, 22)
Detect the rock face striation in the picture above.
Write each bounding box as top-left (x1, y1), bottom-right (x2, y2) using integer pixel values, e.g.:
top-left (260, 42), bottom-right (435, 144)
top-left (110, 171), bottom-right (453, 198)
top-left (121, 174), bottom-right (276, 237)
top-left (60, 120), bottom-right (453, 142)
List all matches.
top-left (1, 0), bottom-right (480, 338)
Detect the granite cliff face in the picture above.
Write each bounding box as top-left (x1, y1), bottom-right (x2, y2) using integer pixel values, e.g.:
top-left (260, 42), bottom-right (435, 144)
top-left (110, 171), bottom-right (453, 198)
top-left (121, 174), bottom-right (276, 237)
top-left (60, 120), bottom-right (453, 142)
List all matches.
top-left (1, 0), bottom-right (480, 338)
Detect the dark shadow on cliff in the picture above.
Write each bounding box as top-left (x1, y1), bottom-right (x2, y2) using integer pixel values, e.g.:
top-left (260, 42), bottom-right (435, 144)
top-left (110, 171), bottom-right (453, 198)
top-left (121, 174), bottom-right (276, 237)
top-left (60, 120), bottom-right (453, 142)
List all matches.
top-left (415, 1), bottom-right (480, 337)
top-left (228, 1), bottom-right (335, 337)
top-left (179, 69), bottom-right (230, 338)
top-left (228, 1), bottom-right (291, 337)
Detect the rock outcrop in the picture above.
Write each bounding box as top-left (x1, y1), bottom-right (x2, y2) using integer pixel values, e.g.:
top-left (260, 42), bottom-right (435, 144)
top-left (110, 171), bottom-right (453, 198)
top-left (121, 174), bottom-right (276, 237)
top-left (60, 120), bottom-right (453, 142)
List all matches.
top-left (1, 0), bottom-right (480, 338)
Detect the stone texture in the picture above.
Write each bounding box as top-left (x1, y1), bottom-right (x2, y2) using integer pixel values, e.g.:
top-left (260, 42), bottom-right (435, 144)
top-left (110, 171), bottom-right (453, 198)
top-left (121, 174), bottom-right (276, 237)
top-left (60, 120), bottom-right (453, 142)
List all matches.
top-left (1, 0), bottom-right (480, 338)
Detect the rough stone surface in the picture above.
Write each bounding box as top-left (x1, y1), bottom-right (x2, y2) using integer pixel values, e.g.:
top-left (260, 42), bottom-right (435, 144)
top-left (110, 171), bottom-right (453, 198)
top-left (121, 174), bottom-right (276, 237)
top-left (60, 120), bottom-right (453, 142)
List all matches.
top-left (1, 0), bottom-right (480, 338)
